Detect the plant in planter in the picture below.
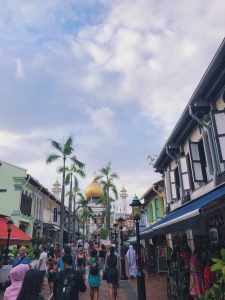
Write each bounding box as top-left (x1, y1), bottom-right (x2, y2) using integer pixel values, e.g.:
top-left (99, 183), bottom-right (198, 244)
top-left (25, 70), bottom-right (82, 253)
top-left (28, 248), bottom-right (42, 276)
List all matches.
top-left (197, 248), bottom-right (225, 300)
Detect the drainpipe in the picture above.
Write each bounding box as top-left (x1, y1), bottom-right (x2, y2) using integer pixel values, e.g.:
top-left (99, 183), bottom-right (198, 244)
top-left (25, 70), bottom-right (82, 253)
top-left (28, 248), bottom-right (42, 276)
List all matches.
top-left (166, 146), bottom-right (184, 201)
top-left (189, 105), bottom-right (217, 186)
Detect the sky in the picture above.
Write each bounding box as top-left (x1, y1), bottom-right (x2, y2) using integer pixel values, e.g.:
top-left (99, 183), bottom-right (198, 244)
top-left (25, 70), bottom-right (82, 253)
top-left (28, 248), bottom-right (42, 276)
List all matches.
top-left (1, 0), bottom-right (225, 208)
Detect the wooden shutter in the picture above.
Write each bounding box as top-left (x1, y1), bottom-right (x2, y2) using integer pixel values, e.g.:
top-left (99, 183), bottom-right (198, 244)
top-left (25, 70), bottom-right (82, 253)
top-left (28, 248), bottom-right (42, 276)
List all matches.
top-left (202, 130), bottom-right (213, 175)
top-left (212, 110), bottom-right (225, 162)
top-left (164, 170), bottom-right (172, 203)
top-left (147, 203), bottom-right (154, 222)
top-left (157, 197), bottom-right (164, 218)
top-left (180, 156), bottom-right (191, 190)
top-left (189, 141), bottom-right (205, 182)
top-left (170, 171), bottom-right (177, 199)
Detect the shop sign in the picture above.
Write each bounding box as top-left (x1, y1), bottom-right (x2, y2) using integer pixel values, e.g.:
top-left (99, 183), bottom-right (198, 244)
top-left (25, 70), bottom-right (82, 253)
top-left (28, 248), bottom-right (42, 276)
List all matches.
top-left (140, 213), bottom-right (146, 232)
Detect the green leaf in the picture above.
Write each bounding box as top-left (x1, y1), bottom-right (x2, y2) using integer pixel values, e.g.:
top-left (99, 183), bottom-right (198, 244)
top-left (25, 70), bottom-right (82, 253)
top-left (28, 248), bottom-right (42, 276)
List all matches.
top-left (46, 154), bottom-right (61, 164)
top-left (211, 263), bottom-right (222, 272)
top-left (212, 258), bottom-right (223, 264)
top-left (221, 248), bottom-right (225, 261)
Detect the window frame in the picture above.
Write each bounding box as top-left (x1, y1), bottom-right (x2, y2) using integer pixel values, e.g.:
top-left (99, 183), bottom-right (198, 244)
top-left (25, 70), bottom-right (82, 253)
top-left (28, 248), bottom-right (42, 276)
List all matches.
top-left (189, 141), bottom-right (206, 182)
top-left (179, 156), bottom-right (191, 191)
top-left (211, 110), bottom-right (225, 163)
top-left (170, 170), bottom-right (177, 200)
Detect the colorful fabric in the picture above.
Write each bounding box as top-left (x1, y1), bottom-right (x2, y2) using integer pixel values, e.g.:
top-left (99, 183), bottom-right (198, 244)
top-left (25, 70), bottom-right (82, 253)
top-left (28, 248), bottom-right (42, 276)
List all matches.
top-left (126, 245), bottom-right (137, 277)
top-left (189, 254), bottom-right (205, 296)
top-left (4, 264), bottom-right (29, 300)
top-left (88, 257), bottom-right (101, 288)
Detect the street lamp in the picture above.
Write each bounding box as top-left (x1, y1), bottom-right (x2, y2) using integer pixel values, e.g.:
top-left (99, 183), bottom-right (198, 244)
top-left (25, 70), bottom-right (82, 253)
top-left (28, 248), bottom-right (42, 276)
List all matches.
top-left (113, 222), bottom-right (118, 249)
top-left (118, 217), bottom-right (128, 280)
top-left (130, 195), bottom-right (146, 300)
top-left (3, 217), bottom-right (14, 265)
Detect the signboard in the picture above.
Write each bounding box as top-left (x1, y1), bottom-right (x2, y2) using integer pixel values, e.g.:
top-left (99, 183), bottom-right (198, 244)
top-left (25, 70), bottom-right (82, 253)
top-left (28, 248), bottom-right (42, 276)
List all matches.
top-left (139, 213), bottom-right (146, 232)
top-left (125, 219), bottom-right (134, 227)
top-left (53, 208), bottom-right (58, 223)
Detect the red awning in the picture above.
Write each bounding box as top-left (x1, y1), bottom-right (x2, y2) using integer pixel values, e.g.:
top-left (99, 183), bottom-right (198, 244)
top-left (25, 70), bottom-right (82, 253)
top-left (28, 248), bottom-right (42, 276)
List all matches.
top-left (0, 217), bottom-right (31, 246)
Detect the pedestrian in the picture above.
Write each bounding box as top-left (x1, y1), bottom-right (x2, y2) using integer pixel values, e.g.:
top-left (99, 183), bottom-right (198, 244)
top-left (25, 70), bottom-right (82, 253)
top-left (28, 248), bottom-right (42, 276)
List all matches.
top-left (88, 249), bottom-right (101, 300)
top-left (98, 244), bottom-right (106, 272)
top-left (190, 248), bottom-right (205, 297)
top-left (57, 245), bottom-right (76, 271)
top-left (37, 245), bottom-right (48, 278)
top-left (53, 254), bottom-right (86, 300)
top-left (126, 245), bottom-right (137, 278)
top-left (12, 246), bottom-right (30, 268)
top-left (16, 269), bottom-right (44, 300)
top-left (46, 257), bottom-right (58, 293)
top-left (53, 243), bottom-right (61, 261)
top-left (4, 264), bottom-right (29, 300)
top-left (76, 246), bottom-right (86, 273)
top-left (105, 246), bottom-right (118, 300)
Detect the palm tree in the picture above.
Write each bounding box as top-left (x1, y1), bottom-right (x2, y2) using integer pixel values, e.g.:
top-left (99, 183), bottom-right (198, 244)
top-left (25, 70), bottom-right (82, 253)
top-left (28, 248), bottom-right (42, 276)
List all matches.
top-left (61, 163), bottom-right (85, 242)
top-left (46, 136), bottom-right (83, 248)
top-left (77, 194), bottom-right (94, 243)
top-left (72, 179), bottom-right (81, 242)
top-left (96, 163), bottom-right (119, 237)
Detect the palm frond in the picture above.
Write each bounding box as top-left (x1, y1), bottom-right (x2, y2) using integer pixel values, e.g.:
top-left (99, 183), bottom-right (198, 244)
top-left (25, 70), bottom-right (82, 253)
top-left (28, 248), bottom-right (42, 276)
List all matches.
top-left (64, 173), bottom-right (71, 185)
top-left (110, 172), bottom-right (119, 180)
top-left (57, 166), bottom-right (69, 173)
top-left (50, 140), bottom-right (63, 153)
top-left (46, 154), bottom-right (61, 164)
top-left (63, 136), bottom-right (74, 156)
top-left (70, 156), bottom-right (85, 169)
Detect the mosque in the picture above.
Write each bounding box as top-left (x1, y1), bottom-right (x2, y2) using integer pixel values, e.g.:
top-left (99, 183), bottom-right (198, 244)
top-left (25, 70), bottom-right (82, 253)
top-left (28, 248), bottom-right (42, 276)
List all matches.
top-left (84, 176), bottom-right (128, 239)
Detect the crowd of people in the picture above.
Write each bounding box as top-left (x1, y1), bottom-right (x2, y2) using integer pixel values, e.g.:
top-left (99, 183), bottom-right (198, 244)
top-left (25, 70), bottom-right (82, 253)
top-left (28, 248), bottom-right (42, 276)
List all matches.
top-left (3, 240), bottom-right (139, 300)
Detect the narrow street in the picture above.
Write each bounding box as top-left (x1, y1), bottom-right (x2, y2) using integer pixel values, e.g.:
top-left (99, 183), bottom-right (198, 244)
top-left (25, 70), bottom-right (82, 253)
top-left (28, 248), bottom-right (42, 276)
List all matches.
top-left (0, 274), bottom-right (167, 300)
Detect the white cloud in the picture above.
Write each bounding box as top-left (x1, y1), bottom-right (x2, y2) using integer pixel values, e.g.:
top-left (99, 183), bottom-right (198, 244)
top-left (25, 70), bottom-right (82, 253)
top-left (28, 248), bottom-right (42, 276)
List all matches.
top-left (86, 106), bottom-right (116, 137)
top-left (13, 58), bottom-right (25, 79)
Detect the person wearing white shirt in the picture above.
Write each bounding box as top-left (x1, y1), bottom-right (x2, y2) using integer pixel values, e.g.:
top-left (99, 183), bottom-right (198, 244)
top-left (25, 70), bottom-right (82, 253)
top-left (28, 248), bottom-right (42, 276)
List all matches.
top-left (38, 245), bottom-right (48, 277)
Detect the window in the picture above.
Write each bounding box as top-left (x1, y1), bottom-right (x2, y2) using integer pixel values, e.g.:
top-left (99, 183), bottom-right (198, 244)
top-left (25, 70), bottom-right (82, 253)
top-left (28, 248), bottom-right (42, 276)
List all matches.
top-left (147, 203), bottom-right (154, 222)
top-left (180, 156), bottom-right (191, 190)
top-left (212, 110), bottom-right (225, 162)
top-left (189, 140), bottom-right (207, 182)
top-left (170, 171), bottom-right (177, 200)
top-left (20, 191), bottom-right (32, 216)
top-left (154, 198), bottom-right (164, 219)
top-left (164, 170), bottom-right (172, 203)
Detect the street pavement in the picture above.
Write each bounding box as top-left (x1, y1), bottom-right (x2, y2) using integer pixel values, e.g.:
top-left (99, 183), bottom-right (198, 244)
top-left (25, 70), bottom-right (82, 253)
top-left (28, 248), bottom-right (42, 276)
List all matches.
top-left (0, 274), bottom-right (167, 300)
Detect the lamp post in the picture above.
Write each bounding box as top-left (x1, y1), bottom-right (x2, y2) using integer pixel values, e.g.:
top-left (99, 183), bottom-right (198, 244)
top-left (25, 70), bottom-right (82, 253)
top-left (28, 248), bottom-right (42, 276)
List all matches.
top-left (113, 222), bottom-right (118, 249)
top-left (130, 195), bottom-right (146, 300)
top-left (118, 217), bottom-right (128, 280)
top-left (3, 217), bottom-right (14, 265)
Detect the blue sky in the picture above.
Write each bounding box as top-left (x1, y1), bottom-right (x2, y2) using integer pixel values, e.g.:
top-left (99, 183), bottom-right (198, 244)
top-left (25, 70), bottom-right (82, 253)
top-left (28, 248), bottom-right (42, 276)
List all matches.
top-left (1, 0), bottom-right (225, 205)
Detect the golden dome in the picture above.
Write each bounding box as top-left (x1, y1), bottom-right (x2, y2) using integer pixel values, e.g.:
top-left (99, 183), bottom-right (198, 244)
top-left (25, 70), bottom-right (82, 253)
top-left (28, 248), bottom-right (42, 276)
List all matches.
top-left (85, 179), bottom-right (104, 199)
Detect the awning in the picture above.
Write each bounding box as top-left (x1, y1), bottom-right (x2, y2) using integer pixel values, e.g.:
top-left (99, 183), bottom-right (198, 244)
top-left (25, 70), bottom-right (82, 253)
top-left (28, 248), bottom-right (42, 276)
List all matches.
top-left (0, 217), bottom-right (31, 246)
top-left (141, 184), bottom-right (225, 237)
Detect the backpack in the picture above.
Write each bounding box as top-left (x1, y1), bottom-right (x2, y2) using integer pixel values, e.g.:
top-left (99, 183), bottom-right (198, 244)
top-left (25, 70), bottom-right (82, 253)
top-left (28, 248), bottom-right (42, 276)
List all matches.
top-left (55, 270), bottom-right (77, 300)
top-left (90, 257), bottom-right (99, 276)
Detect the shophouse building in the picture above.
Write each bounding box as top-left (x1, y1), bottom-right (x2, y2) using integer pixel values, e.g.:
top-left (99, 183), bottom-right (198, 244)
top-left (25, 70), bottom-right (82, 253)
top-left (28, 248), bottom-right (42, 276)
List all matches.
top-left (145, 39), bottom-right (225, 260)
top-left (0, 160), bottom-right (60, 241)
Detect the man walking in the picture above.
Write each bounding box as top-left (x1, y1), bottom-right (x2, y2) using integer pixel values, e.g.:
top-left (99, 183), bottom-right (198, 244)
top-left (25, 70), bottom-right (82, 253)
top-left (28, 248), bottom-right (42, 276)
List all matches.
top-left (53, 254), bottom-right (86, 300)
top-left (37, 245), bottom-right (48, 277)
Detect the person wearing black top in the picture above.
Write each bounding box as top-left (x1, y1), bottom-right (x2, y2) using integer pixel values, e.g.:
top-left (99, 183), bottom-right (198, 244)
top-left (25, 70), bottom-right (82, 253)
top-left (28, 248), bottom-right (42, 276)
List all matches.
top-left (16, 269), bottom-right (44, 300)
top-left (53, 254), bottom-right (86, 300)
top-left (98, 244), bottom-right (106, 272)
top-left (105, 247), bottom-right (118, 300)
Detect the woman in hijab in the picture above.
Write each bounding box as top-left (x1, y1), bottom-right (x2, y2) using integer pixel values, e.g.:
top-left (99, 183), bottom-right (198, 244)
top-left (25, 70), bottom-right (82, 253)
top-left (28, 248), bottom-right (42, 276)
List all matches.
top-left (126, 245), bottom-right (137, 278)
top-left (4, 264), bottom-right (29, 300)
